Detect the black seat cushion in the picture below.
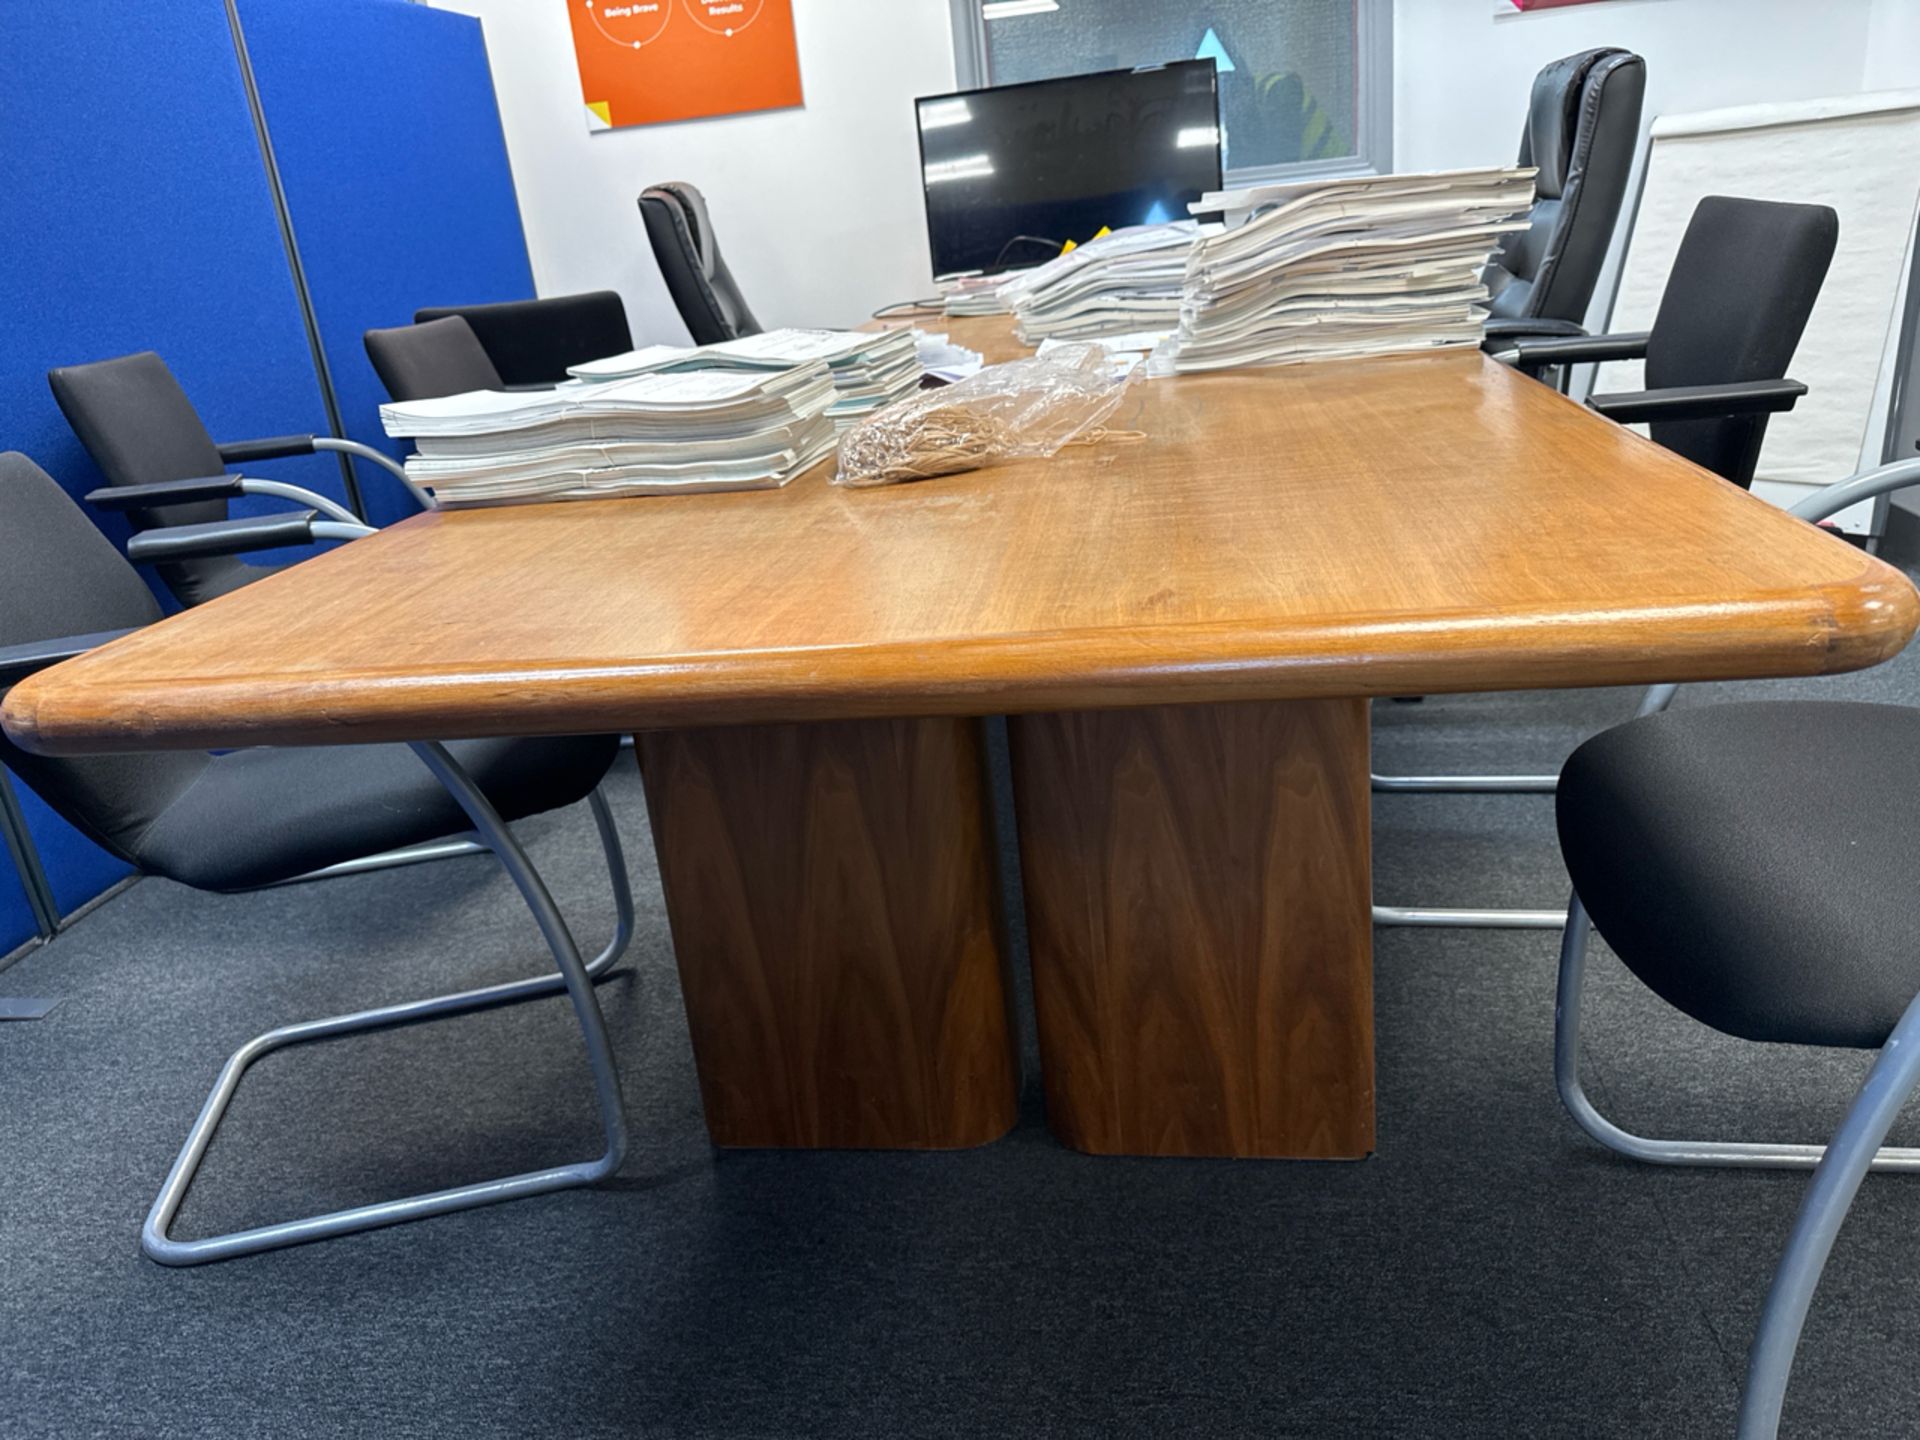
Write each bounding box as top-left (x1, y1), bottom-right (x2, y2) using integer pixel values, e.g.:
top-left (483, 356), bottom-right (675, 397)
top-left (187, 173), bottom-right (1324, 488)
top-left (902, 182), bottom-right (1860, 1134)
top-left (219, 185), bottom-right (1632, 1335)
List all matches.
top-left (1558, 701), bottom-right (1920, 1049)
top-left (133, 733), bottom-right (621, 892)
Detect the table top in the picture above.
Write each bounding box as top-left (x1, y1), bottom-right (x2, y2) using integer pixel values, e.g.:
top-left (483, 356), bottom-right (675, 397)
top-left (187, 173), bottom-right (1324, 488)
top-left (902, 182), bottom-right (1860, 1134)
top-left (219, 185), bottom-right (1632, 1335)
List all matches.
top-left (8, 318), bottom-right (1915, 754)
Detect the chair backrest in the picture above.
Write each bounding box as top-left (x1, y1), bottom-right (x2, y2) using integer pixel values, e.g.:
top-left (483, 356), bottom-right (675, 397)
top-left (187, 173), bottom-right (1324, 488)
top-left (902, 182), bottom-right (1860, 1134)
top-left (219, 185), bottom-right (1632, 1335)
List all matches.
top-left (1485, 48), bottom-right (1646, 326)
top-left (46, 351), bottom-right (260, 608)
top-left (1645, 196), bottom-right (1839, 486)
top-left (363, 316), bottom-right (505, 402)
top-left (639, 182), bottom-right (762, 345)
top-left (412, 292), bottom-right (634, 387)
top-left (0, 452), bottom-right (208, 866)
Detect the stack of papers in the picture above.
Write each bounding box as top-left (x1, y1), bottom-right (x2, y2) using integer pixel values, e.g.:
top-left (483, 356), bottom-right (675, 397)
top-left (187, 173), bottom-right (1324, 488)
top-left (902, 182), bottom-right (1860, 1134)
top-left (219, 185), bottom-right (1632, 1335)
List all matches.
top-left (1166, 167), bottom-right (1538, 372)
top-left (941, 273), bottom-right (1012, 317)
top-left (1002, 223), bottom-right (1202, 345)
top-left (568, 328), bottom-right (922, 430)
top-left (379, 364), bottom-right (838, 507)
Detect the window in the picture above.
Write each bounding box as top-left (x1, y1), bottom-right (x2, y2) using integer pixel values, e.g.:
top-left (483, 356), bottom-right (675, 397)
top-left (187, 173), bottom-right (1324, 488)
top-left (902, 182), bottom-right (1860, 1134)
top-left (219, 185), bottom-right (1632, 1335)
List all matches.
top-left (948, 0), bottom-right (1392, 184)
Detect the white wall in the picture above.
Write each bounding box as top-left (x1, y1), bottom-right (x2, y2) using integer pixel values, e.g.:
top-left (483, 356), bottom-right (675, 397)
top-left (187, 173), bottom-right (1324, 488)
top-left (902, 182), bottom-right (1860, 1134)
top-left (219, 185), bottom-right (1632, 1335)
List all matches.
top-left (1864, 0), bottom-right (1920, 90)
top-left (438, 0), bottom-right (1909, 344)
top-left (429, 0), bottom-right (957, 344)
top-left (1392, 0), bottom-right (1886, 331)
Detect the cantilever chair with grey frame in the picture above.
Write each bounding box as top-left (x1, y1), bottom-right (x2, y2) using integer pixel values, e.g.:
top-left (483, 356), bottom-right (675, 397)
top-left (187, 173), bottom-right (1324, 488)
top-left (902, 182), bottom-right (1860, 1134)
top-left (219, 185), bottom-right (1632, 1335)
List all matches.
top-left (639, 182), bottom-right (762, 345)
top-left (47, 350), bottom-right (429, 610)
top-left (0, 451), bottom-right (631, 1265)
top-left (1551, 453), bottom-right (1920, 1439)
top-left (49, 351), bottom-right (455, 883)
top-left (1372, 195), bottom-right (1839, 932)
top-left (1482, 47), bottom-right (1646, 355)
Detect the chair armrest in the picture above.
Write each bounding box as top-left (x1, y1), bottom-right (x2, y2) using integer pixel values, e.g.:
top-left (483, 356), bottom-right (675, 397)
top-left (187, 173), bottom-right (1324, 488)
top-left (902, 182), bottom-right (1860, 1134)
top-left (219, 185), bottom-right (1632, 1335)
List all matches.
top-left (1482, 317), bottom-right (1589, 342)
top-left (86, 476), bottom-right (245, 511)
top-left (0, 630), bottom-right (139, 689)
top-left (126, 511), bottom-right (325, 565)
top-left (216, 434), bottom-right (316, 464)
top-left (89, 475), bottom-right (365, 526)
top-left (1501, 331), bottom-right (1652, 374)
top-left (1588, 378), bottom-right (1808, 425)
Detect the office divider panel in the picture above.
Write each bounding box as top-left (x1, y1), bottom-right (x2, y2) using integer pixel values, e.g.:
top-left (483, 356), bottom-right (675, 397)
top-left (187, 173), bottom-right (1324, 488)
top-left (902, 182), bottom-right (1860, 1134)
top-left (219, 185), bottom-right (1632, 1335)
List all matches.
top-left (11, 788), bottom-right (129, 925)
top-left (0, 879), bottom-right (37, 961)
top-left (0, 785), bottom-right (46, 957)
top-left (0, 3), bottom-right (355, 534)
top-left (237, 0), bottom-right (537, 528)
top-left (0, 1), bottom-right (365, 917)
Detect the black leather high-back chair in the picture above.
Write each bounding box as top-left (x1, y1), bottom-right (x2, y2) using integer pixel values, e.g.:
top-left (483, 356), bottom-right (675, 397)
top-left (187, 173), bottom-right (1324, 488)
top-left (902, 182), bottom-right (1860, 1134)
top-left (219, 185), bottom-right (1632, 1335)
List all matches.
top-left (639, 182), bottom-right (761, 345)
top-left (1484, 48), bottom-right (1646, 339)
top-left (0, 449), bottom-right (630, 1266)
top-left (1509, 196), bottom-right (1839, 490)
top-left (50, 353), bottom-right (289, 606)
top-left (364, 316), bottom-right (505, 403)
top-left (412, 291), bottom-right (633, 387)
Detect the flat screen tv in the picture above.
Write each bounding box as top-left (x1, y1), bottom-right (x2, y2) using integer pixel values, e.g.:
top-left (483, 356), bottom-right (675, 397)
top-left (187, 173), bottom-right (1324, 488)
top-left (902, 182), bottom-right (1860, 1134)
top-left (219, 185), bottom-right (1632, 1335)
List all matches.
top-left (914, 60), bottom-right (1224, 280)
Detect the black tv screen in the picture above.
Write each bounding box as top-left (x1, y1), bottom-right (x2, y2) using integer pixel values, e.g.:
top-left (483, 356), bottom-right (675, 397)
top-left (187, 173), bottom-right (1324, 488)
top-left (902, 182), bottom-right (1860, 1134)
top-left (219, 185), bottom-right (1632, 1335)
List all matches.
top-left (915, 60), bottom-right (1223, 280)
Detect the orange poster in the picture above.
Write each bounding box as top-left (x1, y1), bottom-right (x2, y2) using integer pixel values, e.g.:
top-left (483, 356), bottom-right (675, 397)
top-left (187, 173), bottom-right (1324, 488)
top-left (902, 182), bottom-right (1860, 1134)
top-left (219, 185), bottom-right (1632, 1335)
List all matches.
top-left (566, 0), bottom-right (804, 131)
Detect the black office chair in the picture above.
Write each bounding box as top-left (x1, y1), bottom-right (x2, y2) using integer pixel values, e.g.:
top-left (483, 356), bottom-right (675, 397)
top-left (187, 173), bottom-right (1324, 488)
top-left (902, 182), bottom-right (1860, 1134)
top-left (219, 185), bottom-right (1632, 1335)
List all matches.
top-left (639, 182), bottom-right (762, 344)
top-left (0, 450), bottom-right (632, 1266)
top-left (1548, 452), bottom-right (1920, 1438)
top-left (1377, 195), bottom-right (1840, 929)
top-left (1508, 195), bottom-right (1838, 488)
top-left (47, 352), bottom-right (420, 608)
top-left (413, 291), bottom-right (634, 387)
top-left (364, 315), bottom-right (506, 403)
top-left (1483, 48), bottom-right (1646, 344)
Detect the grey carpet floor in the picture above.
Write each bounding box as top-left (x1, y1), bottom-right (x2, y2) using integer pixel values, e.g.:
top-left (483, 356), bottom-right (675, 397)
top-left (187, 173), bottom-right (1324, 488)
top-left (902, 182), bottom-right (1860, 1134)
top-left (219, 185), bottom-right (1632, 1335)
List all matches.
top-left (5, 621), bottom-right (1920, 1437)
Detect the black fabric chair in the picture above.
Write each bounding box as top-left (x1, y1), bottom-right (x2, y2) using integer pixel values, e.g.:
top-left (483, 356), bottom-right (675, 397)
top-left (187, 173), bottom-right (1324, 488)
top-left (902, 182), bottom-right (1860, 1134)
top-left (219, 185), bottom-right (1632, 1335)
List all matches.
top-left (1547, 453), bottom-right (1920, 1439)
top-left (1508, 195), bottom-right (1838, 488)
top-left (1484, 47), bottom-right (1646, 342)
top-left (364, 315), bottom-right (505, 403)
top-left (413, 291), bottom-right (633, 387)
top-left (0, 451), bottom-right (630, 1264)
top-left (639, 182), bottom-right (761, 344)
top-left (47, 352), bottom-right (412, 608)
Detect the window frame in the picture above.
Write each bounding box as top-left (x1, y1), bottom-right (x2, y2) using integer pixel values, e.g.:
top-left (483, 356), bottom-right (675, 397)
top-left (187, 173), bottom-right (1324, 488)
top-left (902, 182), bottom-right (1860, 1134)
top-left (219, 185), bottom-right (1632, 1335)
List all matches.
top-left (945, 0), bottom-right (1394, 185)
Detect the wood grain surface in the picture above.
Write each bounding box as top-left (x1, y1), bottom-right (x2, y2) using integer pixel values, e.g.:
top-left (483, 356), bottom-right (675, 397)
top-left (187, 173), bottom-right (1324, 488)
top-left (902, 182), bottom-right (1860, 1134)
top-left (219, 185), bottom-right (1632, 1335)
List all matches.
top-left (1010, 699), bottom-right (1375, 1158)
top-left (637, 716), bottom-right (1019, 1149)
top-left (9, 320), bottom-right (1913, 754)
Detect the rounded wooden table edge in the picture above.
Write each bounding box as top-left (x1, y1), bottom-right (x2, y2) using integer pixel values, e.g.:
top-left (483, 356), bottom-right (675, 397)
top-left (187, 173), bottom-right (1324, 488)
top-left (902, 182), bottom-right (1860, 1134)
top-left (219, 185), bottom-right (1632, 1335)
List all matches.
top-left (8, 567), bottom-right (1914, 755)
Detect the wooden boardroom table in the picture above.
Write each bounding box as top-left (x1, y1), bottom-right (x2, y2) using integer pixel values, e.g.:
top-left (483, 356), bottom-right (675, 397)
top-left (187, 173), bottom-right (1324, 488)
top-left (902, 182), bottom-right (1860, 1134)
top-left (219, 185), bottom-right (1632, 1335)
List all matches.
top-left (7, 317), bottom-right (1916, 1161)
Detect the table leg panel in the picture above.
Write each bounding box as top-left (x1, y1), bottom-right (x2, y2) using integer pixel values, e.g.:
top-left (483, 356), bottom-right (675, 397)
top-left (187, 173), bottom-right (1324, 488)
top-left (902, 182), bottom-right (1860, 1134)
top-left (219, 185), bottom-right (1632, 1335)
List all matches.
top-left (1009, 699), bottom-right (1374, 1159)
top-left (637, 716), bottom-right (1018, 1150)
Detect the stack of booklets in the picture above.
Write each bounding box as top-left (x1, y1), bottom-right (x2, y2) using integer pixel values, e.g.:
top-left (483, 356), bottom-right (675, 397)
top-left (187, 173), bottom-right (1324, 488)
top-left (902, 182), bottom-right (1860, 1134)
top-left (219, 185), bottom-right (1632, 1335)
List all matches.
top-left (1002, 222), bottom-right (1202, 345)
top-left (379, 364), bottom-right (838, 507)
top-left (1166, 166), bottom-right (1538, 372)
top-left (940, 273), bottom-right (1012, 317)
top-left (569, 327), bottom-right (921, 429)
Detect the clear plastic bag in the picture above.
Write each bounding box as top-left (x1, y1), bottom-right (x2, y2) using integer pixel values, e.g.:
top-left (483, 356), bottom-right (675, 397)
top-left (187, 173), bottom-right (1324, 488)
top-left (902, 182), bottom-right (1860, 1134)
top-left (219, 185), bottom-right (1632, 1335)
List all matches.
top-left (834, 343), bottom-right (1137, 488)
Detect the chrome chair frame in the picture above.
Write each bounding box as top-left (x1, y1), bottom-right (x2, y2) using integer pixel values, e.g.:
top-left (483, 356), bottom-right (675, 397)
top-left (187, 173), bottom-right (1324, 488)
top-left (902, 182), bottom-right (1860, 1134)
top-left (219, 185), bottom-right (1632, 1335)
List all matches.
top-left (142, 751), bottom-right (632, 1266)
top-left (1547, 458), bottom-right (1920, 1436)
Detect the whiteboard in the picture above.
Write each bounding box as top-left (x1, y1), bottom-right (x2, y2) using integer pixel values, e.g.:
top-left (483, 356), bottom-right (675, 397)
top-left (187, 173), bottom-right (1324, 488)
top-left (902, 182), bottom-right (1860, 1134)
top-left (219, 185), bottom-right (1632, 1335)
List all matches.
top-left (1595, 91), bottom-right (1920, 532)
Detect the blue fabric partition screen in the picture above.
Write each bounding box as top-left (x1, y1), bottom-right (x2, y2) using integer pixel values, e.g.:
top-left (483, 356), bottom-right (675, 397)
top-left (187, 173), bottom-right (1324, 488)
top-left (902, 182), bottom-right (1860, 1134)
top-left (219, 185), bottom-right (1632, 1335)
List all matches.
top-left (0, 0), bottom-right (355, 918)
top-left (0, 0), bottom-right (536, 925)
top-left (237, 0), bottom-right (537, 527)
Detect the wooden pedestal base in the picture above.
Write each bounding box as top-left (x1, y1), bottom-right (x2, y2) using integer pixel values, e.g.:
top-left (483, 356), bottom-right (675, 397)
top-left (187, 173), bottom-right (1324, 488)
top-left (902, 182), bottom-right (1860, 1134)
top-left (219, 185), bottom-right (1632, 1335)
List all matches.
top-left (637, 717), bottom-right (1018, 1150)
top-left (1009, 699), bottom-right (1375, 1159)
